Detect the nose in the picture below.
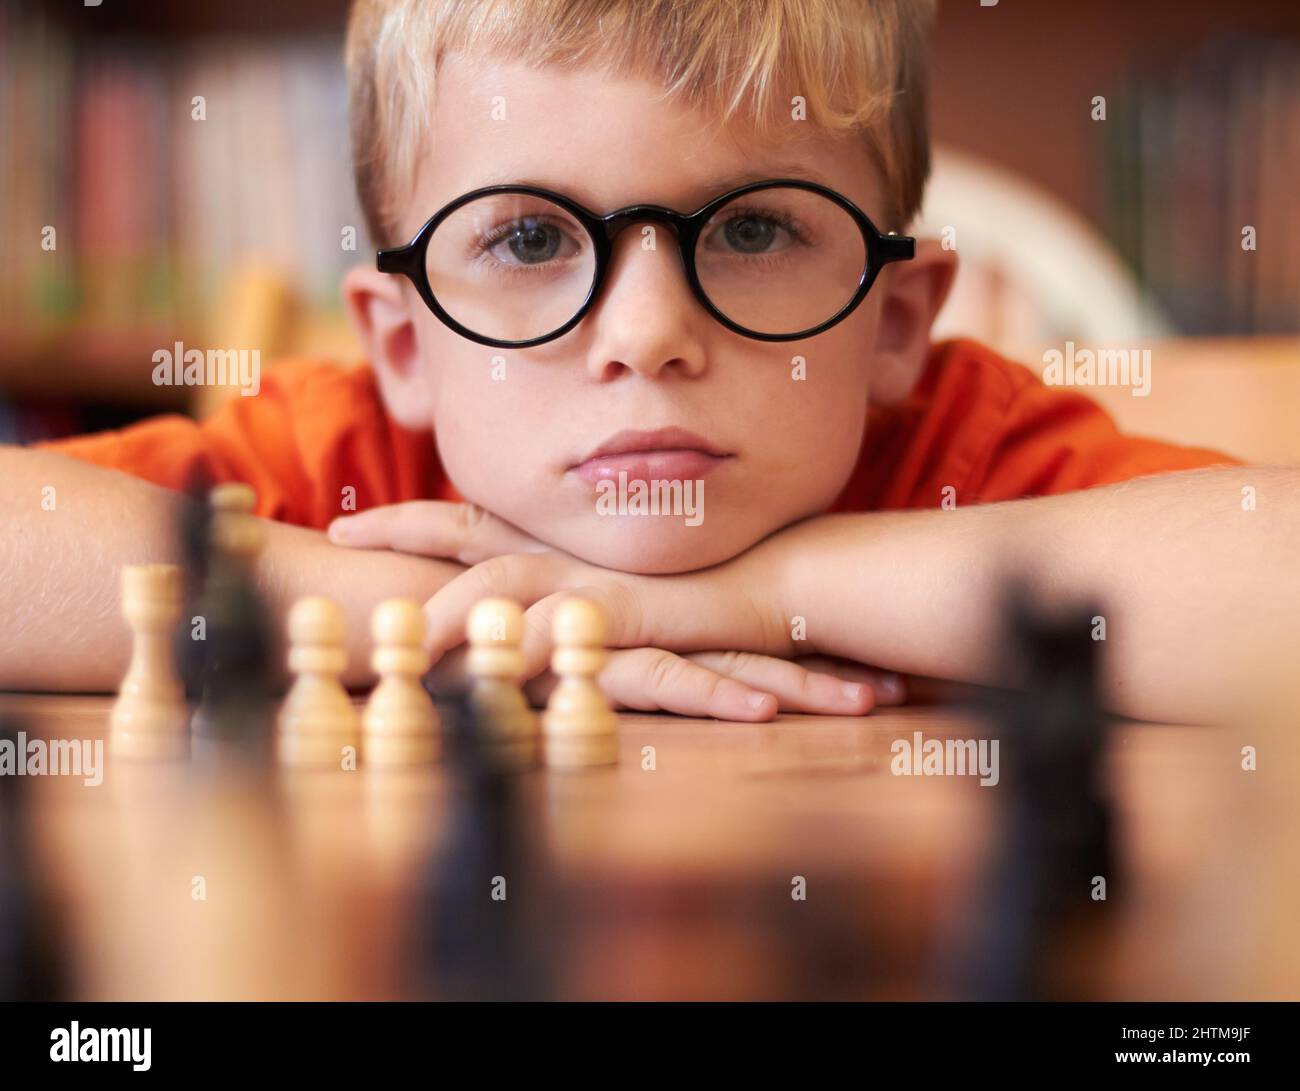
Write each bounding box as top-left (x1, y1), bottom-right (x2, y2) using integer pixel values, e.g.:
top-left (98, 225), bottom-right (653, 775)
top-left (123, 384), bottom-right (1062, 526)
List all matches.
top-left (581, 219), bottom-right (708, 382)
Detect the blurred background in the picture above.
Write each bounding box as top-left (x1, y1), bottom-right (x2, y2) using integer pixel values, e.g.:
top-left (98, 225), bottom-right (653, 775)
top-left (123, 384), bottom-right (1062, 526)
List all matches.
top-left (1, 0), bottom-right (1298, 461)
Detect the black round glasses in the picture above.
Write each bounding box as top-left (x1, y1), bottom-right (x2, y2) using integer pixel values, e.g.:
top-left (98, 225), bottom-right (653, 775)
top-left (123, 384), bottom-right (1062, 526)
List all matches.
top-left (376, 179), bottom-right (915, 348)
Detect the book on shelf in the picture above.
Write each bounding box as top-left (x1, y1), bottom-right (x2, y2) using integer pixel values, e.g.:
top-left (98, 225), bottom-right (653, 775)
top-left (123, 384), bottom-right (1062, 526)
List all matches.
top-left (1, 9), bottom-right (367, 398)
top-left (1104, 37), bottom-right (1300, 337)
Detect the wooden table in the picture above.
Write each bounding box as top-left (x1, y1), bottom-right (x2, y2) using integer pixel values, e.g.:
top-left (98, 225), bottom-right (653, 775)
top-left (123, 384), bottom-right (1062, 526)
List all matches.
top-left (0, 694), bottom-right (1294, 1001)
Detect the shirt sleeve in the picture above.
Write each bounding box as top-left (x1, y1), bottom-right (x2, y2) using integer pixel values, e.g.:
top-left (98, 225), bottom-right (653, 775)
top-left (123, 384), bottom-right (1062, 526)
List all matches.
top-left (835, 339), bottom-right (1244, 514)
top-left (967, 362), bottom-right (1241, 502)
top-left (30, 359), bottom-right (446, 527)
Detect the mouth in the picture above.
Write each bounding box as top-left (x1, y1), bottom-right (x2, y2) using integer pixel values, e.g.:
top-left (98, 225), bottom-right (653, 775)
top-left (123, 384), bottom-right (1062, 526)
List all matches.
top-left (568, 426), bottom-right (732, 486)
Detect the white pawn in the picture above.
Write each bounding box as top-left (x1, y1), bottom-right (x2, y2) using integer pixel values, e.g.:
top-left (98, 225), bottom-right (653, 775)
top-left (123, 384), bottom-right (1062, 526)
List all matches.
top-left (543, 598), bottom-right (618, 769)
top-left (363, 599), bottom-right (439, 765)
top-left (276, 597), bottom-right (360, 768)
top-left (466, 597), bottom-right (539, 768)
top-left (111, 564), bottom-right (190, 760)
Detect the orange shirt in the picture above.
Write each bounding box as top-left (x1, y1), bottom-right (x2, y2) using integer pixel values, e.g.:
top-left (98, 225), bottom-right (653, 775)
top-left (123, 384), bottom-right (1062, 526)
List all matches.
top-left (34, 339), bottom-right (1239, 526)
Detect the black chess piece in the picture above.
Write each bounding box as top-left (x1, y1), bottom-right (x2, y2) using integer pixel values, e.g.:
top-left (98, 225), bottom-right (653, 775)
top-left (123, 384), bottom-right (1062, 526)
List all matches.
top-left (417, 690), bottom-right (554, 1000)
top-left (1003, 586), bottom-right (1114, 922)
top-left (175, 467), bottom-right (216, 698)
top-left (940, 582), bottom-right (1116, 1000)
top-left (181, 479), bottom-right (278, 768)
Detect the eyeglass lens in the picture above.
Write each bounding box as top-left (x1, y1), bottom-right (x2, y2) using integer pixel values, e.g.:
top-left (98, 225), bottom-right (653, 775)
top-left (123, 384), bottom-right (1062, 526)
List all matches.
top-left (424, 189), bottom-right (869, 342)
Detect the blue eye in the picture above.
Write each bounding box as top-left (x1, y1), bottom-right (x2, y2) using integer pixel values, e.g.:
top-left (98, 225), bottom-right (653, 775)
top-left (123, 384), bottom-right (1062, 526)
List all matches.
top-left (474, 217), bottom-right (580, 268)
top-left (724, 215), bottom-right (778, 253)
top-left (502, 220), bottom-right (562, 264)
top-left (706, 207), bottom-right (806, 257)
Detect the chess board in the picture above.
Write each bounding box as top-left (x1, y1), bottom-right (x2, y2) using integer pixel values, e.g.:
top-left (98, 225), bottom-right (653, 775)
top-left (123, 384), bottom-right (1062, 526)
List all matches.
top-left (2, 692), bottom-right (1292, 1002)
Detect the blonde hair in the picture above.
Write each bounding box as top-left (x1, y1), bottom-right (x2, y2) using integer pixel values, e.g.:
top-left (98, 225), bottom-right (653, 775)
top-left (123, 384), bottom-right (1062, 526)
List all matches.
top-left (346, 0), bottom-right (937, 245)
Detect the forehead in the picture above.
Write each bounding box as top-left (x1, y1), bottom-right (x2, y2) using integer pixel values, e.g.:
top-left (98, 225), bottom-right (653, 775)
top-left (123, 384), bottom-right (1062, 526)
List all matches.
top-left (404, 52), bottom-right (880, 228)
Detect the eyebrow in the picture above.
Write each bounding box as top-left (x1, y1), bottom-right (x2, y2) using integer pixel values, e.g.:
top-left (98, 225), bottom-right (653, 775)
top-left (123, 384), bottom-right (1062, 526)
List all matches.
top-left (700, 162), bottom-right (831, 195)
top-left (475, 161), bottom-right (833, 211)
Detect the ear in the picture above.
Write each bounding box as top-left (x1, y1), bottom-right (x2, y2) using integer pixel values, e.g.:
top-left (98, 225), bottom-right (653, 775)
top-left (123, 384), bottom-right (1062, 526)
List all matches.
top-left (342, 264), bottom-right (434, 430)
top-left (868, 239), bottom-right (959, 405)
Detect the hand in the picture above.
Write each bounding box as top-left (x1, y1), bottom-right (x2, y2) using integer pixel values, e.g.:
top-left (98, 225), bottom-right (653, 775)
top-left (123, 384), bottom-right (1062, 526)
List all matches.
top-left (328, 500), bottom-right (550, 564)
top-left (420, 547), bottom-right (795, 668)
top-left (329, 501), bottom-right (907, 719)
top-left (419, 544), bottom-right (904, 719)
top-left (427, 643), bottom-right (906, 721)
top-left (330, 502), bottom-right (789, 661)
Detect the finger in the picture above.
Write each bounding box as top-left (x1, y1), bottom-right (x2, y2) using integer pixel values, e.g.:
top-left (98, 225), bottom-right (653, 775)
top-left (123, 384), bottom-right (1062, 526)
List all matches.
top-left (428, 644), bottom-right (790, 722)
top-left (521, 669), bottom-right (559, 708)
top-left (428, 587), bottom-right (619, 685)
top-left (789, 655), bottom-right (908, 705)
top-left (425, 588), bottom-right (626, 700)
top-left (598, 648), bottom-right (778, 722)
top-left (421, 557), bottom-right (622, 662)
top-left (424, 645), bottom-right (470, 696)
top-left (328, 501), bottom-right (547, 564)
top-left (428, 646), bottom-right (599, 712)
top-left (428, 643), bottom-right (746, 718)
top-left (422, 556), bottom-right (746, 668)
top-left (685, 651), bottom-right (877, 715)
top-left (512, 585), bottom-right (647, 680)
top-left (427, 645), bottom-right (560, 709)
top-left (424, 638), bottom-right (562, 710)
top-left (428, 645), bottom-right (892, 715)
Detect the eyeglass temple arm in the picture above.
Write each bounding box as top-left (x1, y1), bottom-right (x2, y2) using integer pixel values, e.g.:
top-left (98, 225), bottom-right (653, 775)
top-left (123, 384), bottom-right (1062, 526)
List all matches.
top-left (876, 232), bottom-right (916, 264)
top-left (377, 243), bottom-right (419, 275)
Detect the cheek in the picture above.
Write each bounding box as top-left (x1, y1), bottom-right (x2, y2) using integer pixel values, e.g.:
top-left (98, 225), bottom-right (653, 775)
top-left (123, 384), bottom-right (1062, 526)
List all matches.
top-left (419, 325), bottom-right (511, 488)
top-left (749, 322), bottom-right (872, 495)
top-left (418, 321), bottom-right (552, 514)
top-left (432, 386), bottom-right (532, 508)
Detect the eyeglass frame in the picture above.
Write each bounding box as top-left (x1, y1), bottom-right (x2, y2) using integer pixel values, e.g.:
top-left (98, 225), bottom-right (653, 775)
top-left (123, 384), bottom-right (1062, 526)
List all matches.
top-left (376, 178), bottom-right (916, 348)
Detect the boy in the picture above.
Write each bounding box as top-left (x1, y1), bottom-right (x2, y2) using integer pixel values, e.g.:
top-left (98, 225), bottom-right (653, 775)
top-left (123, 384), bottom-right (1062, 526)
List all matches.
top-left (3, 0), bottom-right (1294, 724)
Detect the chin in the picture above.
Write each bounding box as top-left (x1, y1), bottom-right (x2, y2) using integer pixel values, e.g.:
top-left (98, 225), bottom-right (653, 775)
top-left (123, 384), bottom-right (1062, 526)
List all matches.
top-left (559, 519), bottom-right (756, 575)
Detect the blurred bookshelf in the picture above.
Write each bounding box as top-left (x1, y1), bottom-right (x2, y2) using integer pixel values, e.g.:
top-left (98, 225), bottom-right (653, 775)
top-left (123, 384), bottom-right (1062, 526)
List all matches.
top-left (2, 0), bottom-right (1297, 445)
top-left (0, 0), bottom-right (361, 438)
top-left (1104, 38), bottom-right (1300, 336)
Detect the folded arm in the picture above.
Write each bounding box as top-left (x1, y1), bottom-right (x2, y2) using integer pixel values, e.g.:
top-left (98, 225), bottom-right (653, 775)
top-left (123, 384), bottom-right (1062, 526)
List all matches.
top-left (412, 466), bottom-right (1297, 725)
top-left (0, 446), bottom-right (464, 691)
top-left (773, 466), bottom-right (1297, 722)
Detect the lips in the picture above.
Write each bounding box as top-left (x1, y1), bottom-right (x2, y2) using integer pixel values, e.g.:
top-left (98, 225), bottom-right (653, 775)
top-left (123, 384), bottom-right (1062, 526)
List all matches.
top-left (569, 427), bottom-right (731, 486)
